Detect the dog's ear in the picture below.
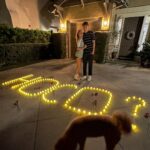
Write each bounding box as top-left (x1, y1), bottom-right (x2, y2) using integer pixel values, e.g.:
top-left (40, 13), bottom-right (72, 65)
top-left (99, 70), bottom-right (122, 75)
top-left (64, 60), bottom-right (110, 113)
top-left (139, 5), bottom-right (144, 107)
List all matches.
top-left (112, 111), bottom-right (132, 134)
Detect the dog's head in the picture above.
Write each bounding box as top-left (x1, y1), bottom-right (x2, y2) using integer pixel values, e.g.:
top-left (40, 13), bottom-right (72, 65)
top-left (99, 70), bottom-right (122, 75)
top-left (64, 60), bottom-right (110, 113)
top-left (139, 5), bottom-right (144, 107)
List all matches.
top-left (112, 111), bottom-right (132, 134)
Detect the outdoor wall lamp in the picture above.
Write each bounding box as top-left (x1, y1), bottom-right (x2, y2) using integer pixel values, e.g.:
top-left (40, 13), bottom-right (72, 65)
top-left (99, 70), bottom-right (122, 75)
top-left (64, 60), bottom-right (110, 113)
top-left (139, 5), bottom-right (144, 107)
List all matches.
top-left (101, 17), bottom-right (110, 31)
top-left (59, 20), bottom-right (67, 33)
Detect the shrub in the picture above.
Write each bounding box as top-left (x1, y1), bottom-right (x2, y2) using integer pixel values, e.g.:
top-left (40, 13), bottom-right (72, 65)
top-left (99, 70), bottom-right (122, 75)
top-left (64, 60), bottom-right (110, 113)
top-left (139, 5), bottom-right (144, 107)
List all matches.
top-left (139, 42), bottom-right (150, 68)
top-left (0, 43), bottom-right (50, 66)
top-left (95, 32), bottom-right (108, 63)
top-left (0, 24), bottom-right (51, 44)
top-left (0, 25), bottom-right (52, 69)
top-left (50, 33), bottom-right (66, 59)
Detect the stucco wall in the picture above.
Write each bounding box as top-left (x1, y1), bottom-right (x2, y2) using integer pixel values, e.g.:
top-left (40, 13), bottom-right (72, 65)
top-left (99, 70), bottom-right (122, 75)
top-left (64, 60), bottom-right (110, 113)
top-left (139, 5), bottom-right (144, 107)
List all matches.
top-left (0, 0), bottom-right (59, 30)
top-left (38, 0), bottom-right (50, 30)
top-left (0, 0), bottom-right (12, 26)
top-left (5, 0), bottom-right (40, 29)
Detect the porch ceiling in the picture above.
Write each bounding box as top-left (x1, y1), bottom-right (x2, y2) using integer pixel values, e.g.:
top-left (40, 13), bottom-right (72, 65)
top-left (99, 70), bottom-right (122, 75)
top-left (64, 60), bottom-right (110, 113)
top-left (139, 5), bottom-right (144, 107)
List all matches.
top-left (50, 0), bottom-right (103, 7)
top-left (49, 0), bottom-right (128, 7)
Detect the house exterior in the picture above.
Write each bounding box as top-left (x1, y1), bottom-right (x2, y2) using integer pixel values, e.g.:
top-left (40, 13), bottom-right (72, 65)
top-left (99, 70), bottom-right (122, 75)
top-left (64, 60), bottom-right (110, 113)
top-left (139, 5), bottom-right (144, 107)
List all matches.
top-left (62, 1), bottom-right (114, 58)
top-left (1, 0), bottom-right (150, 60)
top-left (108, 1), bottom-right (150, 60)
top-left (59, 0), bottom-right (150, 60)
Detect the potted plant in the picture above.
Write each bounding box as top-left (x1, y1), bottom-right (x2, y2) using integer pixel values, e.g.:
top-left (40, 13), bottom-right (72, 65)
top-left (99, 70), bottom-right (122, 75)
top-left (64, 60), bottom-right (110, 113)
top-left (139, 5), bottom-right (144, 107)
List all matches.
top-left (139, 42), bottom-right (150, 68)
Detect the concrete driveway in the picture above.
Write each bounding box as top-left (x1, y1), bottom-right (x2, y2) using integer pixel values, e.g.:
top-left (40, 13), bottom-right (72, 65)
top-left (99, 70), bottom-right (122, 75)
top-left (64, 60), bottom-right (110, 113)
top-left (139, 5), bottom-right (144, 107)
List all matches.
top-left (0, 59), bottom-right (150, 150)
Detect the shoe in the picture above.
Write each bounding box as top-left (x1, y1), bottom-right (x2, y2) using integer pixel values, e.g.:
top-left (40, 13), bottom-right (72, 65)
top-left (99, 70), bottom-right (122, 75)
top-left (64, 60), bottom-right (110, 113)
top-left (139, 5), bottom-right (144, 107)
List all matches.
top-left (81, 76), bottom-right (87, 80)
top-left (87, 76), bottom-right (92, 81)
top-left (74, 74), bottom-right (80, 80)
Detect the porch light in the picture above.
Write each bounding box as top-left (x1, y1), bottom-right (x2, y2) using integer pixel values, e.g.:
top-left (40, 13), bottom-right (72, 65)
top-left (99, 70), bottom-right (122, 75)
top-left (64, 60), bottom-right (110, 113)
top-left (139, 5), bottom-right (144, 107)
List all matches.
top-left (60, 21), bottom-right (67, 33)
top-left (101, 18), bottom-right (110, 31)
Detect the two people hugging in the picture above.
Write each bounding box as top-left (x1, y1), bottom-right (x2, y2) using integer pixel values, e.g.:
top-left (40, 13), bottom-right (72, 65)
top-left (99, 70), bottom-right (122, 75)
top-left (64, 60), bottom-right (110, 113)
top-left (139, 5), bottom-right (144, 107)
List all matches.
top-left (74, 21), bottom-right (96, 81)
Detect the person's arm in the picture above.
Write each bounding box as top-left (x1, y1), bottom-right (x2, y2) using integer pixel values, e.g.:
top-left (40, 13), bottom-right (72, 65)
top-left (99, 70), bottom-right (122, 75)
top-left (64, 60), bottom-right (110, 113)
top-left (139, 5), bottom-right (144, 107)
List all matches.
top-left (77, 40), bottom-right (87, 51)
top-left (92, 40), bottom-right (95, 55)
top-left (77, 47), bottom-right (83, 51)
top-left (77, 45), bottom-right (87, 51)
top-left (76, 36), bottom-right (80, 51)
top-left (84, 44), bottom-right (87, 49)
top-left (91, 32), bottom-right (96, 55)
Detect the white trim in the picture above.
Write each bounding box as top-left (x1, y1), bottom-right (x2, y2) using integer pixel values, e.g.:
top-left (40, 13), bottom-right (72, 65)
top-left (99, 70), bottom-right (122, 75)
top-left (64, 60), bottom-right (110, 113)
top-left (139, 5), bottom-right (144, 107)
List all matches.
top-left (137, 16), bottom-right (150, 52)
top-left (69, 17), bottom-right (100, 23)
top-left (116, 5), bottom-right (150, 18)
top-left (117, 18), bottom-right (125, 58)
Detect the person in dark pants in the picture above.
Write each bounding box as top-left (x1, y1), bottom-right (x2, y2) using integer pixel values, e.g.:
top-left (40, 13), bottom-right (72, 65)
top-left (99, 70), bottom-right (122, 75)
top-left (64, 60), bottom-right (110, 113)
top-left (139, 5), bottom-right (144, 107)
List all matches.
top-left (82, 22), bottom-right (96, 81)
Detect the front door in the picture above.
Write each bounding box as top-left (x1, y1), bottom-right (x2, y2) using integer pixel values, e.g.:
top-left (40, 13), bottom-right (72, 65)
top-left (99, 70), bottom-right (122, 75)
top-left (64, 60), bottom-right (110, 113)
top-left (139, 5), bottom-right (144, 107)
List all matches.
top-left (119, 17), bottom-right (144, 59)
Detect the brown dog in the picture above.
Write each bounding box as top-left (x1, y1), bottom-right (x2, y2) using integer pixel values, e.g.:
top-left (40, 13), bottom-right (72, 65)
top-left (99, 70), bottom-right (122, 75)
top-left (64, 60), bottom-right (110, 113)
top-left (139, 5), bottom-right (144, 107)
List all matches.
top-left (55, 111), bottom-right (132, 150)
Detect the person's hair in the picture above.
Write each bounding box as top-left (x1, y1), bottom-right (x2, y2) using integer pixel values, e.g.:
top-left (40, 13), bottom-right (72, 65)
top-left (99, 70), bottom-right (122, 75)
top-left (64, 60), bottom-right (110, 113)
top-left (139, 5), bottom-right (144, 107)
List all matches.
top-left (76, 30), bottom-right (82, 40)
top-left (82, 21), bottom-right (89, 26)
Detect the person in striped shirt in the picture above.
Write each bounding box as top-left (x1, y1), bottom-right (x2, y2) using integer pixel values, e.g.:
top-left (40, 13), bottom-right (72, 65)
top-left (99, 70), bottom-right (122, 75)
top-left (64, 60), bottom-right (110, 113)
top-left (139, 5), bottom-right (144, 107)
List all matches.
top-left (82, 22), bottom-right (96, 81)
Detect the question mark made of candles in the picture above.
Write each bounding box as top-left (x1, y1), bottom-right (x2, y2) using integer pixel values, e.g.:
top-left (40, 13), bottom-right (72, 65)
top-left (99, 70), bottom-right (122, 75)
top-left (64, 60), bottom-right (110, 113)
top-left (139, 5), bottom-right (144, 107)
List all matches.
top-left (125, 96), bottom-right (147, 132)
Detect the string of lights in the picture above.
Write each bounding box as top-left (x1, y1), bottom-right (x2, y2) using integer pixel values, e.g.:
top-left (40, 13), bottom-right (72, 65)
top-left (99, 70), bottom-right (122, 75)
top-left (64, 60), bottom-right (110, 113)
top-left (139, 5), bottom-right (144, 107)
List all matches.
top-left (2, 74), bottom-right (34, 86)
top-left (64, 87), bottom-right (113, 116)
top-left (125, 96), bottom-right (147, 132)
top-left (18, 78), bottom-right (60, 97)
top-left (125, 96), bottom-right (146, 117)
top-left (42, 84), bottom-right (78, 104)
top-left (11, 77), bottom-right (42, 89)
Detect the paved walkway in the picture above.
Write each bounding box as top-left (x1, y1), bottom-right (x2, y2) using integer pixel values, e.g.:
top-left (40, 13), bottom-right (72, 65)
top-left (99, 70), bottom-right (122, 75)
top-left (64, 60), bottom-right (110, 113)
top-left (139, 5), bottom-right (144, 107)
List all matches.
top-left (0, 59), bottom-right (150, 150)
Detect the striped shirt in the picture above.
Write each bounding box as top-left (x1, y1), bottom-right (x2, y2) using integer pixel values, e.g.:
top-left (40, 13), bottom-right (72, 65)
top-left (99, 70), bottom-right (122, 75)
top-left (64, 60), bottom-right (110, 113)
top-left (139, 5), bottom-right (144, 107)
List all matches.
top-left (83, 31), bottom-right (95, 54)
